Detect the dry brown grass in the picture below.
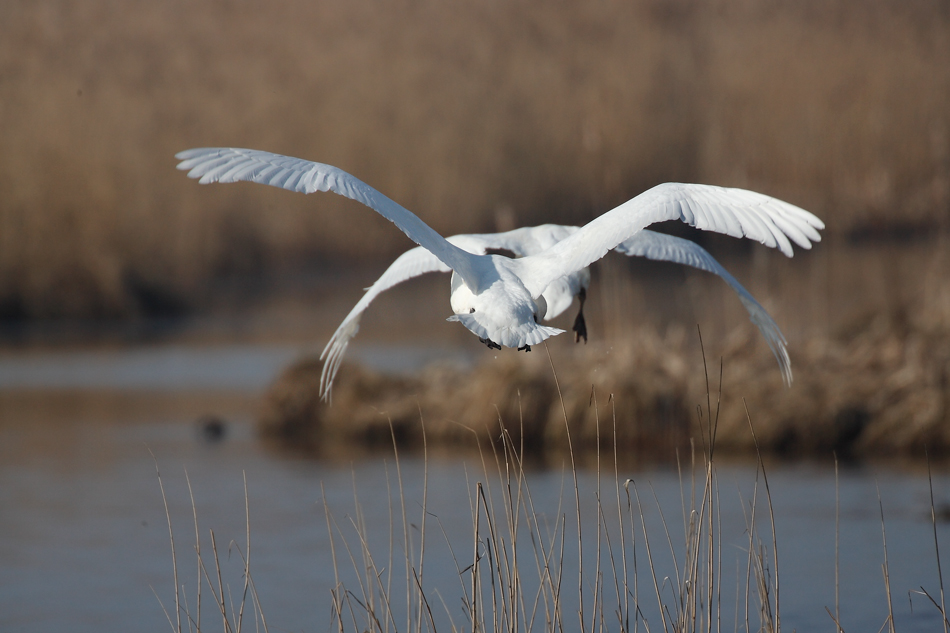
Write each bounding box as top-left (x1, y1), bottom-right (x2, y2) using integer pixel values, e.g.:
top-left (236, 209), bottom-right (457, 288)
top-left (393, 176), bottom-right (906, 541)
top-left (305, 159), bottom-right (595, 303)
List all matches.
top-left (1, 0), bottom-right (948, 318)
top-left (259, 257), bottom-right (950, 458)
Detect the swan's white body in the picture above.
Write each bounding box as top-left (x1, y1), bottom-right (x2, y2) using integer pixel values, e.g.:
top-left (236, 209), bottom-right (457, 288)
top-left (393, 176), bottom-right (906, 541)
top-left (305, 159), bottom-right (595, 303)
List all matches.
top-left (318, 225), bottom-right (589, 399)
top-left (177, 147), bottom-right (824, 394)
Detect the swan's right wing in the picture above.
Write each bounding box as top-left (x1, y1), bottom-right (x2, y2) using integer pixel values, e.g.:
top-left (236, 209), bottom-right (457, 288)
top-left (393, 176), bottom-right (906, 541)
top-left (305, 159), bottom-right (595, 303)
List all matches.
top-left (176, 148), bottom-right (488, 291)
top-left (616, 230), bottom-right (793, 384)
top-left (514, 183), bottom-right (823, 300)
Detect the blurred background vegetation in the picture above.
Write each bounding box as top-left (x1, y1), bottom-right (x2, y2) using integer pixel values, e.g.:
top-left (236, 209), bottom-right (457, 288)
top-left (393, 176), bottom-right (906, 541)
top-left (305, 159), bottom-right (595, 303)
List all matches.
top-left (1, 0), bottom-right (947, 323)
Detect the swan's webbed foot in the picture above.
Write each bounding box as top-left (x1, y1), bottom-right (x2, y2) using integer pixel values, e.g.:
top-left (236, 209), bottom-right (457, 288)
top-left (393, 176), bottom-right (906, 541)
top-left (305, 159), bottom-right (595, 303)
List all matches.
top-left (479, 337), bottom-right (502, 350)
top-left (518, 344), bottom-right (532, 352)
top-left (573, 313), bottom-right (587, 343)
top-left (572, 287), bottom-right (588, 344)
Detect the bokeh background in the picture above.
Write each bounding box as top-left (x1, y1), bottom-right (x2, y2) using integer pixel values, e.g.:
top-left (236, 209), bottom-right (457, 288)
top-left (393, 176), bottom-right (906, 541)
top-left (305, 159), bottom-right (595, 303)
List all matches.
top-left (2, 0), bottom-right (948, 320)
top-left (3, 0), bottom-right (950, 456)
top-left (4, 3), bottom-right (950, 632)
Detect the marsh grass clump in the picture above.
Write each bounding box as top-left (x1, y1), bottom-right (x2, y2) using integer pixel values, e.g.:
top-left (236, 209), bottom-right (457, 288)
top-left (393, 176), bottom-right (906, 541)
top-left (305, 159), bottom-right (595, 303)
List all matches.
top-left (260, 289), bottom-right (950, 459)
top-left (259, 334), bottom-right (695, 458)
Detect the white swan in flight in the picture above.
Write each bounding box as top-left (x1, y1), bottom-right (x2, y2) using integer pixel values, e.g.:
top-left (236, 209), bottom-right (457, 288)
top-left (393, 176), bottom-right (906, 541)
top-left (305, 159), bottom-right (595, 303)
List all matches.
top-left (315, 225), bottom-right (798, 400)
top-left (176, 147), bottom-right (824, 390)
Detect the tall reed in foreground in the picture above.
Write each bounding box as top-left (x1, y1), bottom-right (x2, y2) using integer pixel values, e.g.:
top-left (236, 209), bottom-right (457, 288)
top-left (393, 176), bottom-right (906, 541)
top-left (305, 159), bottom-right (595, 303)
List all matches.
top-left (158, 353), bottom-right (950, 632)
top-left (321, 347), bottom-right (782, 633)
top-left (154, 459), bottom-right (269, 633)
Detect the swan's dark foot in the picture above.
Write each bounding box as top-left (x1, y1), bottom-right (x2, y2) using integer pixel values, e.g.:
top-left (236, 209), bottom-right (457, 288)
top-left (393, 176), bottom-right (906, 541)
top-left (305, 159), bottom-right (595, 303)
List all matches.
top-left (518, 344), bottom-right (532, 352)
top-left (573, 287), bottom-right (588, 344)
top-left (479, 337), bottom-right (502, 350)
top-left (573, 313), bottom-right (587, 343)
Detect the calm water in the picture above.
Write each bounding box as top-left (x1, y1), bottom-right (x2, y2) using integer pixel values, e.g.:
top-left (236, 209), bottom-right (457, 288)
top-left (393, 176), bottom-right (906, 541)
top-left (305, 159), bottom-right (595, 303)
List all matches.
top-left (0, 344), bottom-right (948, 633)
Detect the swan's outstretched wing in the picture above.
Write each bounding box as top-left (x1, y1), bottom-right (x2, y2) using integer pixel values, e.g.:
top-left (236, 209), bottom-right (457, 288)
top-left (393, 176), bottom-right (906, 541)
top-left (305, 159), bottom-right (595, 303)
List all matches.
top-left (514, 183), bottom-right (824, 299)
top-left (319, 233), bottom-right (501, 401)
top-left (318, 226), bottom-right (583, 400)
top-left (176, 147), bottom-right (487, 291)
top-left (319, 246), bottom-right (448, 401)
top-left (617, 230), bottom-right (793, 384)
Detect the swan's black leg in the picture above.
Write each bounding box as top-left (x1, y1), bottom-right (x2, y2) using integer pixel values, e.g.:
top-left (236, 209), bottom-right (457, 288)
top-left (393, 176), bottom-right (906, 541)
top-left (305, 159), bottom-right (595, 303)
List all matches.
top-left (572, 287), bottom-right (588, 343)
top-left (479, 337), bottom-right (502, 350)
top-left (518, 344), bottom-right (532, 352)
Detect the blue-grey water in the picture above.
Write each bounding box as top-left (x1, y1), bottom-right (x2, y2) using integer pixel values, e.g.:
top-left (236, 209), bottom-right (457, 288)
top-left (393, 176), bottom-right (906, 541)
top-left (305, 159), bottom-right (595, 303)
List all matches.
top-left (0, 342), bottom-right (948, 633)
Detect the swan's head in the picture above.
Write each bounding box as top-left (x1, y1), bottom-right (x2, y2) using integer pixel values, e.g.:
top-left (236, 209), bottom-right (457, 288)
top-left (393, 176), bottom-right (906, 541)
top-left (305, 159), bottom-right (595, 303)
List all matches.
top-left (447, 271), bottom-right (564, 349)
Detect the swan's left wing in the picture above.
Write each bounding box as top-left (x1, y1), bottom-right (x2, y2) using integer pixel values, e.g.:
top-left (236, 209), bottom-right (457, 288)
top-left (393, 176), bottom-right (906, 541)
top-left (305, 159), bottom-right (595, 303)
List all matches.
top-left (513, 183), bottom-right (823, 300)
top-left (319, 245), bottom-right (449, 401)
top-left (176, 147), bottom-right (487, 291)
top-left (319, 233), bottom-right (501, 401)
top-left (617, 230), bottom-right (793, 384)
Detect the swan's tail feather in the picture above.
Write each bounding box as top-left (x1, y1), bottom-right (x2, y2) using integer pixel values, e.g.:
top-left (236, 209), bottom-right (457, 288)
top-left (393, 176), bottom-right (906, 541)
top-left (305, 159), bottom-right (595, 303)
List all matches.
top-left (447, 313), bottom-right (564, 349)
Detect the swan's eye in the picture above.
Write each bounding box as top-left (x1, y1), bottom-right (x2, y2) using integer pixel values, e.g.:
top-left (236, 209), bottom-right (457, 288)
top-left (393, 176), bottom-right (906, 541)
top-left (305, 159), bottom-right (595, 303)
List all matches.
top-left (469, 308), bottom-right (476, 313)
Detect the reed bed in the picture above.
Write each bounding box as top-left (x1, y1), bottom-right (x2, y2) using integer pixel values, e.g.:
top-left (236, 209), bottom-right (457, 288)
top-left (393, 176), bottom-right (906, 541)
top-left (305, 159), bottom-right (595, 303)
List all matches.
top-left (321, 406), bottom-right (782, 633)
top-left (2, 0), bottom-right (948, 319)
top-left (163, 360), bottom-right (793, 633)
top-left (260, 276), bottom-right (950, 458)
top-left (154, 463), bottom-right (270, 633)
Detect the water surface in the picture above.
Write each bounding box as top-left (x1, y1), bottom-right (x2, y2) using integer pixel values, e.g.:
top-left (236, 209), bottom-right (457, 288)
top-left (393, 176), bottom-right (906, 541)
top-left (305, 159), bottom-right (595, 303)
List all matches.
top-left (1, 378), bottom-right (948, 633)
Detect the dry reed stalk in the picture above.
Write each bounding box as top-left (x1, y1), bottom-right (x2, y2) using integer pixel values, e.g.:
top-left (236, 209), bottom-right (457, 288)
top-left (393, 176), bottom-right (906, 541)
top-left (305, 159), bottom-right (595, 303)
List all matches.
top-left (928, 455), bottom-right (950, 632)
top-left (877, 485), bottom-right (897, 633)
top-left (743, 399), bottom-right (780, 633)
top-left (235, 472), bottom-right (250, 633)
top-left (186, 471), bottom-right (202, 633)
top-left (321, 481), bottom-right (346, 633)
top-left (834, 453), bottom-right (842, 633)
top-left (543, 341), bottom-right (586, 633)
top-left (152, 454), bottom-right (181, 633)
top-left (154, 461), bottom-right (268, 633)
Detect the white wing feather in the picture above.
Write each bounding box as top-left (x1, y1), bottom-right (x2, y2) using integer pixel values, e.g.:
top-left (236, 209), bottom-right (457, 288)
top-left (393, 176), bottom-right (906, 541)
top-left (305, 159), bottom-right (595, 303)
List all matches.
top-left (319, 246), bottom-right (449, 401)
top-left (513, 183), bottom-right (824, 299)
top-left (176, 147), bottom-right (488, 291)
top-left (616, 230), bottom-right (793, 385)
